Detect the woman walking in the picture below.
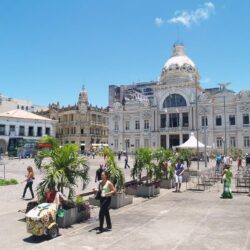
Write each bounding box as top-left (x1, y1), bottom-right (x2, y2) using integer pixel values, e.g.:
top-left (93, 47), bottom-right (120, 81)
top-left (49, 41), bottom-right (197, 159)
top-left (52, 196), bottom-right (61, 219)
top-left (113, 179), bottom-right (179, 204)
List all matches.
top-left (22, 166), bottom-right (35, 199)
top-left (93, 171), bottom-right (116, 233)
top-left (221, 166), bottom-right (233, 199)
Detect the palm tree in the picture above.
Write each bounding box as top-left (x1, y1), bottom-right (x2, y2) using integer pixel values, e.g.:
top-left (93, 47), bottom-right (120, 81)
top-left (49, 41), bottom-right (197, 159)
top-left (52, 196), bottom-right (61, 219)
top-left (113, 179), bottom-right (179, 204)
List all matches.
top-left (102, 148), bottom-right (125, 192)
top-left (37, 144), bottom-right (89, 200)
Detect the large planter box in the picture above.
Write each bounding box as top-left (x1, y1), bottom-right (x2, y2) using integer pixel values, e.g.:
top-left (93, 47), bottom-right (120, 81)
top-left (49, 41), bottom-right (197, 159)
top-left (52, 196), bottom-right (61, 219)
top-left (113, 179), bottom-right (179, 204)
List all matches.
top-left (136, 184), bottom-right (160, 198)
top-left (57, 205), bottom-right (90, 228)
top-left (125, 186), bottom-right (138, 195)
top-left (160, 179), bottom-right (175, 189)
top-left (89, 192), bottom-right (133, 209)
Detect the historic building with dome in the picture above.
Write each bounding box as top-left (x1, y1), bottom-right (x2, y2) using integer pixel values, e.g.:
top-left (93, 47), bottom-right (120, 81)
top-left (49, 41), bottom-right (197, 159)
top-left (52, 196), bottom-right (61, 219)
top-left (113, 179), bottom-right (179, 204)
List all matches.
top-left (108, 43), bottom-right (250, 154)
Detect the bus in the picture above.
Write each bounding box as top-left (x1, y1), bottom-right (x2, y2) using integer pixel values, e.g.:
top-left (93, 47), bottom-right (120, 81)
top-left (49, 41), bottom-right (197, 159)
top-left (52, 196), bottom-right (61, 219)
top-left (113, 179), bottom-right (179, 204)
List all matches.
top-left (7, 137), bottom-right (39, 158)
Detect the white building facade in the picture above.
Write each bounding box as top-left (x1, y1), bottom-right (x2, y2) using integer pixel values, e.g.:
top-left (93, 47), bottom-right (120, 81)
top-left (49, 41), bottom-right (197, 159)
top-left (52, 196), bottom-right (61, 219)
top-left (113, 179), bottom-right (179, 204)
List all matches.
top-left (0, 109), bottom-right (56, 153)
top-left (108, 43), bottom-right (250, 154)
top-left (0, 93), bottom-right (48, 113)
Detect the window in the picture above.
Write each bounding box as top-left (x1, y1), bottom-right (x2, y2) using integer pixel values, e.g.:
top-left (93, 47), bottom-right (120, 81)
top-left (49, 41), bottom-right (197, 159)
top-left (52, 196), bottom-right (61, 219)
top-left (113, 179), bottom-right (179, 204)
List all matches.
top-left (26, 106), bottom-right (28, 111)
top-left (125, 121), bottom-right (130, 130)
top-left (0, 125), bottom-right (5, 135)
top-left (229, 115), bottom-right (235, 126)
top-left (163, 94), bottom-right (187, 108)
top-left (81, 129), bottom-right (84, 135)
top-left (216, 115), bottom-right (222, 126)
top-left (125, 139), bottom-right (130, 149)
top-left (45, 127), bottom-right (51, 136)
top-left (37, 127), bottom-right (42, 137)
top-left (135, 120), bottom-right (140, 130)
top-left (169, 113), bottom-right (180, 127)
top-left (114, 139), bottom-right (118, 149)
top-left (144, 138), bottom-right (149, 148)
top-left (144, 120), bottom-right (149, 130)
top-left (183, 134), bottom-right (189, 143)
top-left (160, 114), bottom-right (166, 128)
top-left (19, 126), bottom-right (25, 136)
top-left (201, 116), bottom-right (208, 127)
top-left (70, 114), bottom-right (74, 121)
top-left (182, 113), bottom-right (189, 127)
top-left (217, 137), bottom-right (223, 148)
top-left (9, 125), bottom-right (16, 136)
top-left (243, 114), bottom-right (249, 125)
top-left (244, 136), bottom-right (250, 148)
top-left (135, 139), bottom-right (140, 149)
top-left (114, 121), bottom-right (119, 131)
top-left (28, 126), bottom-right (34, 136)
top-left (230, 137), bottom-right (236, 147)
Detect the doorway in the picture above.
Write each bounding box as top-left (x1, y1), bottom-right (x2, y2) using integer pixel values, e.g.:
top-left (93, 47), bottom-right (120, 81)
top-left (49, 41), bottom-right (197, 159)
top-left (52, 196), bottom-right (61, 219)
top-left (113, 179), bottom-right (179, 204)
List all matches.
top-left (169, 135), bottom-right (180, 149)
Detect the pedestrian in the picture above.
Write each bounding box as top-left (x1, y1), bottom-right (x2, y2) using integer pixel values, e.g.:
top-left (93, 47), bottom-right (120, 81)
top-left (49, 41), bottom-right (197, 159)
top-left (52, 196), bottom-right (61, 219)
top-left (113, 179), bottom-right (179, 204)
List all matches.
top-left (237, 156), bottom-right (242, 171)
top-left (124, 154), bottom-right (130, 169)
top-left (22, 166), bottom-right (35, 199)
top-left (95, 164), bottom-right (104, 182)
top-left (216, 154), bottom-right (222, 172)
top-left (221, 165), bottom-right (233, 199)
top-left (174, 159), bottom-right (185, 192)
top-left (118, 151), bottom-right (121, 161)
top-left (93, 171), bottom-right (116, 233)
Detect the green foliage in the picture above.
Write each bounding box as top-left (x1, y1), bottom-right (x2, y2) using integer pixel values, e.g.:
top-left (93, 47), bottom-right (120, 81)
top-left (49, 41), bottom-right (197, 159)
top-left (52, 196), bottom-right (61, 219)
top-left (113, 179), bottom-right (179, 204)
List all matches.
top-left (153, 148), bottom-right (173, 180)
top-left (0, 178), bottom-right (18, 186)
top-left (37, 144), bottom-right (89, 200)
top-left (39, 135), bottom-right (60, 148)
top-left (229, 147), bottom-right (243, 160)
top-left (74, 195), bottom-right (85, 206)
top-left (177, 148), bottom-right (193, 168)
top-left (103, 148), bottom-right (125, 192)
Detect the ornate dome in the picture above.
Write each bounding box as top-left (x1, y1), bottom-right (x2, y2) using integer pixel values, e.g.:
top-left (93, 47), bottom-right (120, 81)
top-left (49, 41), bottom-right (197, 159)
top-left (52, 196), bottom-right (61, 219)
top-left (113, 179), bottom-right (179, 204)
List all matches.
top-left (159, 43), bottom-right (197, 85)
top-left (163, 43), bottom-right (195, 70)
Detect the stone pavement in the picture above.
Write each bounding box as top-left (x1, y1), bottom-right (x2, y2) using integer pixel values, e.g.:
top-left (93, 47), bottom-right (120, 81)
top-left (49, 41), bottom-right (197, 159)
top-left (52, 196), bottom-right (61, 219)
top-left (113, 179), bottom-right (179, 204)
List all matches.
top-left (1, 156), bottom-right (250, 250)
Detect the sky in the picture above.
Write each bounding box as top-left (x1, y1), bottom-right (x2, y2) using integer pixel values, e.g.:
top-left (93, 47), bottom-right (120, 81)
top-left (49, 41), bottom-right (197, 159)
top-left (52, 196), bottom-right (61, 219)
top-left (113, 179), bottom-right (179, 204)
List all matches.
top-left (0, 0), bottom-right (250, 108)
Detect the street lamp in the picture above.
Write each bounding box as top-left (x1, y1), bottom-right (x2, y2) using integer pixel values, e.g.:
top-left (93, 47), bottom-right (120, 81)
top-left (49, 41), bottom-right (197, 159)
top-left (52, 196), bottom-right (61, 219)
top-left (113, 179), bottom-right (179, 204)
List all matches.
top-left (200, 106), bottom-right (208, 168)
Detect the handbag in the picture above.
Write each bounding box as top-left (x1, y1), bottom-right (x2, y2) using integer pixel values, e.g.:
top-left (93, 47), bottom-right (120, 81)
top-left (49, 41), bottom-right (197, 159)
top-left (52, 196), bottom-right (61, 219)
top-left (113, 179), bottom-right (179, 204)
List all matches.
top-left (95, 183), bottom-right (102, 200)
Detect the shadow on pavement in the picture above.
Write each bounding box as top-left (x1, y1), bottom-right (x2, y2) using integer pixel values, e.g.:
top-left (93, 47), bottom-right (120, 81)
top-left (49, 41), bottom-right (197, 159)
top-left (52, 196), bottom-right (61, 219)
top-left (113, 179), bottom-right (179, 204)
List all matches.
top-left (23, 235), bottom-right (61, 244)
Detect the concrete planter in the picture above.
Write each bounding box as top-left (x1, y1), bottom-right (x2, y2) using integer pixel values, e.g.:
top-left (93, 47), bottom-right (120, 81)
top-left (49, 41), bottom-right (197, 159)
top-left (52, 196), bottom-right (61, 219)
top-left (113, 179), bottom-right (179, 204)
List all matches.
top-left (57, 204), bottom-right (90, 228)
top-left (136, 184), bottom-right (160, 198)
top-left (89, 192), bottom-right (133, 209)
top-left (125, 185), bottom-right (138, 196)
top-left (160, 179), bottom-right (175, 189)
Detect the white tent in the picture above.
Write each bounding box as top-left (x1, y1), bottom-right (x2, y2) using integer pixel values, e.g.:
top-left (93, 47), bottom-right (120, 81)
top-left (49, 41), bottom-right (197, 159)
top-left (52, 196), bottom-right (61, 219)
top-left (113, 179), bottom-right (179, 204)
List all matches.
top-left (175, 132), bottom-right (211, 150)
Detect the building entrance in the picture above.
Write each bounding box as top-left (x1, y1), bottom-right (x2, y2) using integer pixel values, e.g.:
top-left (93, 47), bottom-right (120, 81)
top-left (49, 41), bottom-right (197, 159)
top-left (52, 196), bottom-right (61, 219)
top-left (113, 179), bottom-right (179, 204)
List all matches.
top-left (160, 135), bottom-right (167, 149)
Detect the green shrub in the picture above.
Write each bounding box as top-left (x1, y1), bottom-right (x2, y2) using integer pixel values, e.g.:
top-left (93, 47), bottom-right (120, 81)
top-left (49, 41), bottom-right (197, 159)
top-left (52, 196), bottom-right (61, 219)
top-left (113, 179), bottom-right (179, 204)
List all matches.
top-left (0, 178), bottom-right (18, 186)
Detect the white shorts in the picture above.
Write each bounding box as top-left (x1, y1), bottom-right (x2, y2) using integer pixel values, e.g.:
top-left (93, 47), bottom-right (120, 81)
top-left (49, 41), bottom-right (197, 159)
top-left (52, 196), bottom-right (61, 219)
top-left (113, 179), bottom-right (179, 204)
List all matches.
top-left (175, 175), bottom-right (183, 183)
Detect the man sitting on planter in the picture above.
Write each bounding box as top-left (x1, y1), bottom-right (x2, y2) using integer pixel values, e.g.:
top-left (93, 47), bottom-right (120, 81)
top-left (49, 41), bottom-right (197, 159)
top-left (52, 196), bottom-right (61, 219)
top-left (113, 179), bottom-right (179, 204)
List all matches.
top-left (174, 159), bottom-right (185, 193)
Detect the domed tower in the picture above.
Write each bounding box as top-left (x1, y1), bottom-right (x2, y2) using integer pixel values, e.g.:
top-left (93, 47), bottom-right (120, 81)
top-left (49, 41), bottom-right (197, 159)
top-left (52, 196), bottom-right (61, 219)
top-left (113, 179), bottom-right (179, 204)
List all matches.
top-left (78, 85), bottom-right (89, 113)
top-left (159, 43), bottom-right (199, 85)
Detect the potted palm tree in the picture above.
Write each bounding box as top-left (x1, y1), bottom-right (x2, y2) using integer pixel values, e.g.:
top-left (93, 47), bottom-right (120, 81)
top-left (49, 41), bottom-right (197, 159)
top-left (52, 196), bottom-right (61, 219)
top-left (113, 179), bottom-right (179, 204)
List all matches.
top-left (89, 148), bottom-right (133, 209)
top-left (153, 148), bottom-right (175, 189)
top-left (129, 148), bottom-right (160, 197)
top-left (35, 141), bottom-right (90, 228)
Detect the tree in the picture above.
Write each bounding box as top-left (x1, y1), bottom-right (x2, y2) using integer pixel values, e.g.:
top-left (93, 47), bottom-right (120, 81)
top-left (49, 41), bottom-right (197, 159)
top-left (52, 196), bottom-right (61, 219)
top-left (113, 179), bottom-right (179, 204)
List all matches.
top-left (36, 144), bottom-right (89, 200)
top-left (229, 147), bottom-right (243, 161)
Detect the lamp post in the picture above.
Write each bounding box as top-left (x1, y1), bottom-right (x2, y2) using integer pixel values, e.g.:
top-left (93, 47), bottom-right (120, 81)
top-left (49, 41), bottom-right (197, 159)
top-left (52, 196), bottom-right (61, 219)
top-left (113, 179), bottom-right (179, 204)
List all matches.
top-left (200, 106), bottom-right (208, 168)
top-left (195, 75), bottom-right (200, 183)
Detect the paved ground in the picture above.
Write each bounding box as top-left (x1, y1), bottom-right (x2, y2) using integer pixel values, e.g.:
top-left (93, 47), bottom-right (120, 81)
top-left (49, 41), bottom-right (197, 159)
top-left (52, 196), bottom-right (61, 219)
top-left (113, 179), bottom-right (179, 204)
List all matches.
top-left (1, 156), bottom-right (250, 250)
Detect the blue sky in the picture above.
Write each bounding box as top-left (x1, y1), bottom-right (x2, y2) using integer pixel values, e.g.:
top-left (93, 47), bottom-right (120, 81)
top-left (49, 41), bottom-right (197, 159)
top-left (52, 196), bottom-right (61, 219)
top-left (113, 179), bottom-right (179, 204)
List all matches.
top-left (0, 0), bottom-right (250, 108)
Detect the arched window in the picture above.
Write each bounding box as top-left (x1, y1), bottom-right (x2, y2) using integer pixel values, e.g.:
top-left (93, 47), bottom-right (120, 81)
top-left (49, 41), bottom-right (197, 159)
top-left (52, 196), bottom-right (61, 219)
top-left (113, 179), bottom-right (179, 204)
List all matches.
top-left (163, 94), bottom-right (187, 108)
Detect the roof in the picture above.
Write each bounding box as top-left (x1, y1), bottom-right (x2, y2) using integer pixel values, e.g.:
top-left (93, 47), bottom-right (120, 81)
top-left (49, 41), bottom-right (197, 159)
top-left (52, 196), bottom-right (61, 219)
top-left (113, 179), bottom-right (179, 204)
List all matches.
top-left (0, 109), bottom-right (52, 121)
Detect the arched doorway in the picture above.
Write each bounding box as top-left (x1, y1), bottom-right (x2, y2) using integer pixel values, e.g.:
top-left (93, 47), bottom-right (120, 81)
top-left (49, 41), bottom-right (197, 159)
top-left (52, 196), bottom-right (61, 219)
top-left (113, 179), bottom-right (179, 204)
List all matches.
top-left (0, 139), bottom-right (7, 154)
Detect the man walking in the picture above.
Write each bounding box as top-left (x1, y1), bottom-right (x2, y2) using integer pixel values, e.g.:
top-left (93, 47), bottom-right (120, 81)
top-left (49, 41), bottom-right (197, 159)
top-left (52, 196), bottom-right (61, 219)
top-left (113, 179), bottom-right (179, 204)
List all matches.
top-left (124, 154), bottom-right (130, 169)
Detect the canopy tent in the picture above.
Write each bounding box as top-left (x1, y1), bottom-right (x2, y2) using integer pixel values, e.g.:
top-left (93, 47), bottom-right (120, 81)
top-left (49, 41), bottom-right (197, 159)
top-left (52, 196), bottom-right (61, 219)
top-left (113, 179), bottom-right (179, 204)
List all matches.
top-left (175, 132), bottom-right (211, 150)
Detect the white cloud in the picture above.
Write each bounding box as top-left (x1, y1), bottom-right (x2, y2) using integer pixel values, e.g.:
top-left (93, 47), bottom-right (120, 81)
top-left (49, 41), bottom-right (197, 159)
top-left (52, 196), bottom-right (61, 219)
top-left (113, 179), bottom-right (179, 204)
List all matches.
top-left (168, 2), bottom-right (215, 27)
top-left (155, 17), bottom-right (164, 27)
